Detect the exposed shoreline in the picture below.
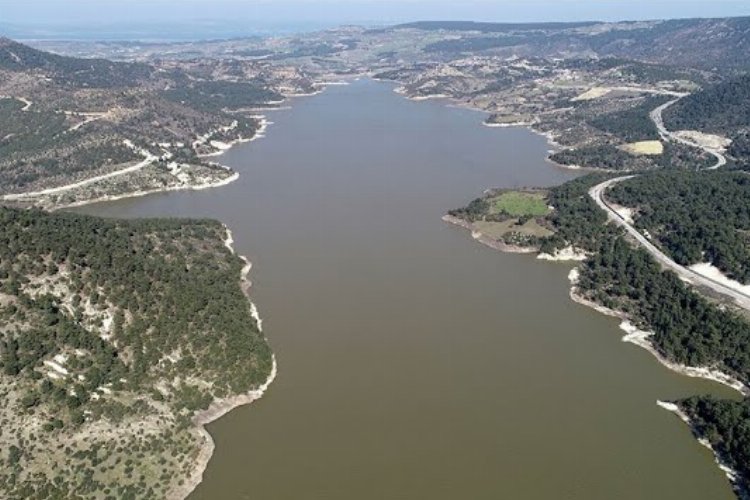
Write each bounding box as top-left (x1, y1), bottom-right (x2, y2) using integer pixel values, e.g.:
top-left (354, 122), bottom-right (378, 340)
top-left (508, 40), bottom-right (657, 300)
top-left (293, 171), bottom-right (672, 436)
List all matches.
top-left (441, 214), bottom-right (538, 254)
top-left (284, 76), bottom-right (358, 99)
top-left (171, 226), bottom-right (277, 500)
top-left (447, 211), bottom-right (750, 395)
top-left (619, 321), bottom-right (749, 396)
top-left (386, 83), bottom-right (630, 175)
top-left (537, 246), bottom-right (589, 261)
top-left (567, 269), bottom-right (749, 396)
top-left (373, 78), bottom-right (750, 400)
top-left (52, 81), bottom-right (358, 497)
top-left (482, 120), bottom-right (534, 129)
top-left (427, 78), bottom-right (746, 492)
top-left (386, 82), bottom-right (569, 166)
top-left (12, 75), bottom-right (741, 496)
top-left (568, 282), bottom-right (750, 494)
top-left (198, 115), bottom-right (271, 158)
top-left (656, 401), bottom-right (747, 500)
top-left (191, 355), bottom-right (276, 431)
top-left (6, 110), bottom-right (276, 212)
top-left (176, 357), bottom-right (277, 500)
top-left (51, 171), bottom-right (241, 211)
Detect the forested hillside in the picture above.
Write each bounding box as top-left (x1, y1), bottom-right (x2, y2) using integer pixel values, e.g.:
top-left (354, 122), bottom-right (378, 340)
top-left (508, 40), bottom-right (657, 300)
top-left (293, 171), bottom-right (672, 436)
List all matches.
top-left (163, 79), bottom-right (282, 112)
top-left (0, 37), bottom-right (153, 88)
top-left (663, 74), bottom-right (750, 134)
top-left (587, 95), bottom-right (670, 143)
top-left (729, 131), bottom-right (750, 163)
top-left (0, 207), bottom-right (271, 498)
top-left (0, 39), bottom-right (281, 200)
top-left (607, 171), bottom-right (750, 283)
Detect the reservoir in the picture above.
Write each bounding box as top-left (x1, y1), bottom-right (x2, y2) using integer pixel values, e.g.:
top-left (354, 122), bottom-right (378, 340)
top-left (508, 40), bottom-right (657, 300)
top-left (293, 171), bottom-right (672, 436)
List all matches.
top-left (75, 79), bottom-right (737, 499)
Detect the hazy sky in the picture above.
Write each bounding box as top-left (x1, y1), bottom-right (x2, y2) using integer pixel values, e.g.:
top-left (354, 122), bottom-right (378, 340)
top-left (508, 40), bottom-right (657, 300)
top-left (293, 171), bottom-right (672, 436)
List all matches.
top-left (1, 0), bottom-right (749, 38)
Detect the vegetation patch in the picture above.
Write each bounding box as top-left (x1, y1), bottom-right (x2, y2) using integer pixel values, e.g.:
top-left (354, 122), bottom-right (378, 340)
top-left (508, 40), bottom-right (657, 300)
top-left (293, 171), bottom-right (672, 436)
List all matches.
top-left (448, 189), bottom-right (554, 249)
top-left (550, 144), bottom-right (639, 171)
top-left (620, 140), bottom-right (664, 156)
top-left (162, 80), bottom-right (282, 113)
top-left (489, 190), bottom-right (550, 217)
top-left (587, 94), bottom-right (670, 143)
top-left (474, 219), bottom-right (553, 240)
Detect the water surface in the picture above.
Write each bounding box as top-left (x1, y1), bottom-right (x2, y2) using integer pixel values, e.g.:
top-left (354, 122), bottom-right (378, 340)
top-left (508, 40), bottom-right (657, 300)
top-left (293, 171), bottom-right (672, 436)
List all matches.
top-left (75, 80), bottom-right (737, 499)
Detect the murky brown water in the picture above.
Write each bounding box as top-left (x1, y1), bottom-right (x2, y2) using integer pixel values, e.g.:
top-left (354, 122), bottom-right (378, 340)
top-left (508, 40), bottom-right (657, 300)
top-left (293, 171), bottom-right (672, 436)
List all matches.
top-left (76, 80), bottom-right (737, 499)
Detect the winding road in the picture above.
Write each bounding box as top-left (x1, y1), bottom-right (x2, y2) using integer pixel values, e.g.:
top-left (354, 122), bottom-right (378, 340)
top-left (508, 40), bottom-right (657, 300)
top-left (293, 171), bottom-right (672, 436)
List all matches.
top-left (649, 98), bottom-right (727, 170)
top-left (2, 142), bottom-right (156, 201)
top-left (588, 97), bottom-right (750, 309)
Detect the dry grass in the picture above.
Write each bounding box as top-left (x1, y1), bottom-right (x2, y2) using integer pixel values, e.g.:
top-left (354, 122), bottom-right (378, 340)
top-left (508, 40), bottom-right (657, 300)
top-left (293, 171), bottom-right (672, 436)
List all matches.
top-left (571, 87), bottom-right (611, 102)
top-left (621, 140), bottom-right (664, 156)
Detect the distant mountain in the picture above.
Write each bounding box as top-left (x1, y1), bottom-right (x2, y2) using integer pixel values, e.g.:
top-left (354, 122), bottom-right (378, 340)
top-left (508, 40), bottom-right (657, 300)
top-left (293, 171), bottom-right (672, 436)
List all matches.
top-left (395, 20), bottom-right (600, 32)
top-left (591, 17), bottom-right (750, 71)
top-left (394, 17), bottom-right (750, 71)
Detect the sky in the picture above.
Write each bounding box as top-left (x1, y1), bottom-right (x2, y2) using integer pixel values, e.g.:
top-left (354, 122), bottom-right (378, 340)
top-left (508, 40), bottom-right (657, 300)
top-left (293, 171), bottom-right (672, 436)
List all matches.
top-left (1, 0), bottom-right (749, 39)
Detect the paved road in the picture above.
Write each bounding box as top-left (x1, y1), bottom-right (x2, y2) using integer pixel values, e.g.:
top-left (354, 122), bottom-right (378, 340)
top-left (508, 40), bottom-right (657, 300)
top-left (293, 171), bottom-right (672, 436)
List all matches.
top-left (650, 97), bottom-right (727, 170)
top-left (588, 99), bottom-right (749, 309)
top-left (590, 179), bottom-right (750, 310)
top-left (2, 145), bottom-right (156, 201)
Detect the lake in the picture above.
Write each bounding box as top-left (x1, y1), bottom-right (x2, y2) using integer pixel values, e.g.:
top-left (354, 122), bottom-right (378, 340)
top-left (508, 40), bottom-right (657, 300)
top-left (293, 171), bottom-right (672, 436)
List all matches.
top-left (74, 79), bottom-right (737, 500)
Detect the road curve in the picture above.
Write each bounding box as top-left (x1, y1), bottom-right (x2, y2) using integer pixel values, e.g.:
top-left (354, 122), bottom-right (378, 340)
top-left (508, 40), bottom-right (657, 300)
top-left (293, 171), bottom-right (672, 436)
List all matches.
top-left (583, 94), bottom-right (746, 308)
top-left (1, 144), bottom-right (156, 201)
top-left (589, 176), bottom-right (750, 310)
top-left (650, 97), bottom-right (727, 170)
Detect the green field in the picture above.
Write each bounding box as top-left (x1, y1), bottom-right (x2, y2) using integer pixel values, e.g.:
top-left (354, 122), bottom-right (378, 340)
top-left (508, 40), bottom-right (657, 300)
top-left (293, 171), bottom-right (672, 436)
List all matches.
top-left (490, 191), bottom-right (550, 217)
